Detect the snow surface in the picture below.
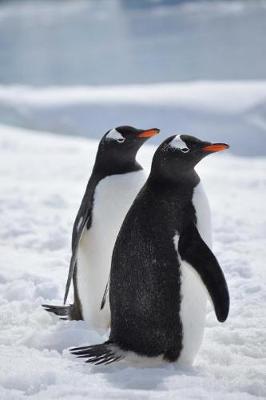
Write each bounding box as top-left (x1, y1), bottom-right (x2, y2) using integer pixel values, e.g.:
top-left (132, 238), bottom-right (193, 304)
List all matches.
top-left (0, 81), bottom-right (266, 155)
top-left (0, 124), bottom-right (266, 399)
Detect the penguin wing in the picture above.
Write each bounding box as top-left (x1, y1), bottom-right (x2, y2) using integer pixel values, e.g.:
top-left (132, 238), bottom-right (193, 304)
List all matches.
top-left (178, 223), bottom-right (230, 322)
top-left (63, 249), bottom-right (79, 305)
top-left (63, 192), bottom-right (93, 305)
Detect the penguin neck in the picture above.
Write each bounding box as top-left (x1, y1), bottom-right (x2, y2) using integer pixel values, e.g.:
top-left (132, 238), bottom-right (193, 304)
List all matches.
top-left (149, 166), bottom-right (200, 189)
top-left (93, 157), bottom-right (142, 181)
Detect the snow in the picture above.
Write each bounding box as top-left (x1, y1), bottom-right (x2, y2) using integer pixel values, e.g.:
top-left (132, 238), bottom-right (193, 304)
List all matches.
top-left (0, 123), bottom-right (266, 399)
top-left (0, 81), bottom-right (266, 155)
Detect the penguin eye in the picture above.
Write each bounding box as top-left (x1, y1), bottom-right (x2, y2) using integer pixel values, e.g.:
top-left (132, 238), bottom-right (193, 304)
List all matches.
top-left (117, 137), bottom-right (125, 144)
top-left (181, 147), bottom-right (190, 153)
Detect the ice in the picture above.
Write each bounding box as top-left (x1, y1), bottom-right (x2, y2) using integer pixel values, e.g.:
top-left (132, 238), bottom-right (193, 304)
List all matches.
top-left (0, 0), bottom-right (265, 86)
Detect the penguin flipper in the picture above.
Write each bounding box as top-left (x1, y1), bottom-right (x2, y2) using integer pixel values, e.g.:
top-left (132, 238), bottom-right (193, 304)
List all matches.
top-left (70, 341), bottom-right (123, 365)
top-left (63, 206), bottom-right (93, 304)
top-left (63, 255), bottom-right (77, 305)
top-left (100, 278), bottom-right (110, 310)
top-left (178, 223), bottom-right (230, 322)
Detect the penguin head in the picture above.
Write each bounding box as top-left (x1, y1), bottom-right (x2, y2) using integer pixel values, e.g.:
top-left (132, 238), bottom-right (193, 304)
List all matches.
top-left (151, 134), bottom-right (229, 181)
top-left (100, 126), bottom-right (159, 160)
top-left (104, 126), bottom-right (159, 148)
top-left (94, 126), bottom-right (160, 174)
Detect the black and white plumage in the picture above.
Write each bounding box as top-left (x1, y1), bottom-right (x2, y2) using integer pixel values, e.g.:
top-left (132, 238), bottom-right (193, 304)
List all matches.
top-left (43, 126), bottom-right (160, 330)
top-left (71, 134), bottom-right (230, 365)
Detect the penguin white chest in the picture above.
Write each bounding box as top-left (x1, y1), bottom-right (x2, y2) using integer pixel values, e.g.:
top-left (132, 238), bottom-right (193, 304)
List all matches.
top-left (77, 170), bottom-right (146, 331)
top-left (192, 181), bottom-right (212, 249)
top-left (175, 181), bottom-right (212, 365)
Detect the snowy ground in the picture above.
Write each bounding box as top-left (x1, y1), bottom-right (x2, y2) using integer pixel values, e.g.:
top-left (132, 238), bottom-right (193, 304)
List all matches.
top-left (0, 124), bottom-right (265, 399)
top-left (0, 81), bottom-right (266, 156)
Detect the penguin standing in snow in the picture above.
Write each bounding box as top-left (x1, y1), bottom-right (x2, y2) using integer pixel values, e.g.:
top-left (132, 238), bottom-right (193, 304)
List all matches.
top-left (71, 134), bottom-right (230, 365)
top-left (43, 126), bottom-right (160, 331)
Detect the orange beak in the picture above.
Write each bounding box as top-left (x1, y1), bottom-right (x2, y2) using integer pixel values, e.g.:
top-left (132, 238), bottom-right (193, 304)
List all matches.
top-left (138, 128), bottom-right (160, 138)
top-left (202, 143), bottom-right (229, 153)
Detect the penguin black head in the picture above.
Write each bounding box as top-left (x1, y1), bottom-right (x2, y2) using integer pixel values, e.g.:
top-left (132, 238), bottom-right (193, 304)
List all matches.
top-left (94, 126), bottom-right (160, 175)
top-left (151, 134), bottom-right (229, 182)
top-left (103, 126), bottom-right (160, 150)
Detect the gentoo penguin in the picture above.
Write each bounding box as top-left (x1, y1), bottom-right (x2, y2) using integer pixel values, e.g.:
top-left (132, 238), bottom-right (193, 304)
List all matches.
top-left (43, 126), bottom-right (160, 331)
top-left (71, 134), bottom-right (230, 365)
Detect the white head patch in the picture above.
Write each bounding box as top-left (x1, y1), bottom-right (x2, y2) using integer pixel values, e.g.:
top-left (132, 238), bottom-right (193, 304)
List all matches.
top-left (106, 128), bottom-right (124, 142)
top-left (169, 135), bottom-right (188, 151)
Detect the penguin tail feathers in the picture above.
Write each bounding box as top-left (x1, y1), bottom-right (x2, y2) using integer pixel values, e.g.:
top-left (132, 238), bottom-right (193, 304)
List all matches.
top-left (70, 341), bottom-right (123, 365)
top-left (42, 304), bottom-right (72, 320)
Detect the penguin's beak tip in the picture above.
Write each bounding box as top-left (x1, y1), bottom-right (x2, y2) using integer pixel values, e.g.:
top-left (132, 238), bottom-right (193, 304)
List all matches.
top-left (138, 128), bottom-right (160, 138)
top-left (202, 143), bottom-right (230, 153)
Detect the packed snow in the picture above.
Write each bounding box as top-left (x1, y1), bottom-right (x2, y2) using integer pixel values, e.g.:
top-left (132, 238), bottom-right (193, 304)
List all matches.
top-left (0, 123), bottom-right (265, 399)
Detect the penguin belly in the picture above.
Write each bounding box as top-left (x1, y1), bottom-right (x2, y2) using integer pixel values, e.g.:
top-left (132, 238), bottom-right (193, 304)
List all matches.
top-left (77, 170), bottom-right (146, 332)
top-left (177, 181), bottom-right (212, 364)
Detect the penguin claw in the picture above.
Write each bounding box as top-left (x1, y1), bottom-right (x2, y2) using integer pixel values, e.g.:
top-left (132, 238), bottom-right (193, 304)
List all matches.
top-left (102, 356), bottom-right (121, 365)
top-left (94, 356), bottom-right (114, 365)
top-left (70, 343), bottom-right (123, 365)
top-left (42, 304), bottom-right (71, 318)
top-left (70, 346), bottom-right (94, 353)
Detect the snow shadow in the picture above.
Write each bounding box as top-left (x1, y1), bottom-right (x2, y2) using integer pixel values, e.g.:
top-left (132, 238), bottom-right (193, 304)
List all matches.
top-left (90, 361), bottom-right (201, 391)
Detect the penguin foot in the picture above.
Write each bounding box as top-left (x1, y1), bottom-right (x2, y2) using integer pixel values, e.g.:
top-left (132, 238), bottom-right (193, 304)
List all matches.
top-left (42, 304), bottom-right (71, 320)
top-left (70, 342), bottom-right (123, 365)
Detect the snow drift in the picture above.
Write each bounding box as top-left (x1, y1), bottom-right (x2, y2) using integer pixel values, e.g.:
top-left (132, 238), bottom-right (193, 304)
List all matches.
top-left (0, 81), bottom-right (266, 156)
